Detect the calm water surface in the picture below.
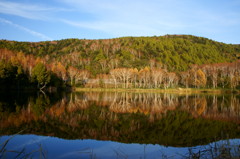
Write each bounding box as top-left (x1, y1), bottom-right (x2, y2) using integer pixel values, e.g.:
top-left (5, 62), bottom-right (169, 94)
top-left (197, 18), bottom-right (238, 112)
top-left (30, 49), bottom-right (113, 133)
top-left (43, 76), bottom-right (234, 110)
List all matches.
top-left (0, 91), bottom-right (240, 158)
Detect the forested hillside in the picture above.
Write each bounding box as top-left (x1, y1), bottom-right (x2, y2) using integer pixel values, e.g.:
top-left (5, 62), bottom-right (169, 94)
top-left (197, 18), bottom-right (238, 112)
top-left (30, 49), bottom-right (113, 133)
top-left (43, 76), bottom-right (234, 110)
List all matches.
top-left (1, 35), bottom-right (240, 72)
top-left (0, 35), bottom-right (240, 90)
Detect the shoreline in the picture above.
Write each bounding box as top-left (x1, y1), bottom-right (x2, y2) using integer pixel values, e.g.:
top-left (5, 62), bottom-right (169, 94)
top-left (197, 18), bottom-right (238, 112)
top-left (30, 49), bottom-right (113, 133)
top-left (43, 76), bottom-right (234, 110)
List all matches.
top-left (75, 87), bottom-right (240, 94)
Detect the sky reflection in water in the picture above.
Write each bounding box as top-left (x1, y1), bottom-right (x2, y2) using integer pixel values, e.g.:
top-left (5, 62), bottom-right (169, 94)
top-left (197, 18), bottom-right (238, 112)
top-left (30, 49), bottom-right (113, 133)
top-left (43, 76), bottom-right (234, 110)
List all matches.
top-left (1, 135), bottom-right (240, 159)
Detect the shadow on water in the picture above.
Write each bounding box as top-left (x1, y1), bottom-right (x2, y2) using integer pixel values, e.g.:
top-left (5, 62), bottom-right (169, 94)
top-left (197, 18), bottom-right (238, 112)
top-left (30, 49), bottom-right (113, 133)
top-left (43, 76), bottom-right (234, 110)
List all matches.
top-left (0, 91), bottom-right (65, 114)
top-left (0, 91), bottom-right (240, 158)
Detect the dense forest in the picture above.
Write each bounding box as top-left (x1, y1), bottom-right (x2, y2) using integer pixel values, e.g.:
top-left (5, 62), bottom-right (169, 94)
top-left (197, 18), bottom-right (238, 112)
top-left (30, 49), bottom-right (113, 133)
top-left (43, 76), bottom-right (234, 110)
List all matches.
top-left (0, 35), bottom-right (240, 90)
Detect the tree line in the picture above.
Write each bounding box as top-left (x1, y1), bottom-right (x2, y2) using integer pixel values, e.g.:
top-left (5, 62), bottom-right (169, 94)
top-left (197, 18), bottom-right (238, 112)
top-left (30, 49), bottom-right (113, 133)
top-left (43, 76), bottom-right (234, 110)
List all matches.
top-left (92, 60), bottom-right (240, 89)
top-left (0, 35), bottom-right (240, 90)
top-left (0, 49), bottom-right (88, 91)
top-left (1, 47), bottom-right (240, 90)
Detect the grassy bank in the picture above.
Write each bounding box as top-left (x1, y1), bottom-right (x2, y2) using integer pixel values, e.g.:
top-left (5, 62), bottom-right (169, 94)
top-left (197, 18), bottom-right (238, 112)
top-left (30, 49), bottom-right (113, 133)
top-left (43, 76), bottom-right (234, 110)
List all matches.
top-left (75, 87), bottom-right (240, 94)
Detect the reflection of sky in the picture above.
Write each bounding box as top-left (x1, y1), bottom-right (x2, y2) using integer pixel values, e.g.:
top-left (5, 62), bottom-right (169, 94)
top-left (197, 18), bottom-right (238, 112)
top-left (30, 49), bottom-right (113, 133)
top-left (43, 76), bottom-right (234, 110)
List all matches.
top-left (1, 135), bottom-right (240, 159)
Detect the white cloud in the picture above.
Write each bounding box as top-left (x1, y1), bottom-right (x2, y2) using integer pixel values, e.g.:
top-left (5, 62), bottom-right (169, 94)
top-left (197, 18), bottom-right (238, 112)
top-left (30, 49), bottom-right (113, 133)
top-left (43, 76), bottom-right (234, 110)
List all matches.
top-left (61, 19), bottom-right (163, 37)
top-left (0, 0), bottom-right (72, 20)
top-left (59, 0), bottom-right (190, 37)
top-left (0, 18), bottom-right (52, 41)
top-left (59, 0), bottom-right (240, 35)
top-left (0, 0), bottom-right (239, 43)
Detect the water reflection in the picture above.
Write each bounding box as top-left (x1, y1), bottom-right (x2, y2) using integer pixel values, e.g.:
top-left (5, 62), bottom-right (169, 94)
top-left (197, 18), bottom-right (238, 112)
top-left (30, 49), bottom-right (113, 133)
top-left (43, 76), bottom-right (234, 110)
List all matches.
top-left (0, 91), bottom-right (240, 147)
top-left (1, 135), bottom-right (240, 159)
top-left (68, 92), bottom-right (240, 122)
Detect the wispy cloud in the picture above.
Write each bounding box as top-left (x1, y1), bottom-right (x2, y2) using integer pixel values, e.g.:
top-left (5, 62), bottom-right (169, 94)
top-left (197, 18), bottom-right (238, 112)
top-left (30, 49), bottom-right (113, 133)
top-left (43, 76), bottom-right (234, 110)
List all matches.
top-left (61, 19), bottom-right (162, 37)
top-left (59, 0), bottom-right (188, 36)
top-left (59, 0), bottom-right (240, 39)
top-left (0, 0), bottom-right (239, 43)
top-left (0, 0), bottom-right (72, 20)
top-left (0, 18), bottom-right (52, 40)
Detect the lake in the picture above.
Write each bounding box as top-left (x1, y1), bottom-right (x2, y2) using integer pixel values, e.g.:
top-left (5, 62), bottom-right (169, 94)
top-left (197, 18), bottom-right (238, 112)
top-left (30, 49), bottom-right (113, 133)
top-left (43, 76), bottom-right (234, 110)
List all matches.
top-left (0, 91), bottom-right (240, 158)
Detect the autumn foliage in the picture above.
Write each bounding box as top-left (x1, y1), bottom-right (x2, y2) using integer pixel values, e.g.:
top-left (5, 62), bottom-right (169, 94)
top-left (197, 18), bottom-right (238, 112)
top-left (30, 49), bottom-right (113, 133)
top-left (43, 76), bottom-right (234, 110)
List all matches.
top-left (0, 35), bottom-right (240, 90)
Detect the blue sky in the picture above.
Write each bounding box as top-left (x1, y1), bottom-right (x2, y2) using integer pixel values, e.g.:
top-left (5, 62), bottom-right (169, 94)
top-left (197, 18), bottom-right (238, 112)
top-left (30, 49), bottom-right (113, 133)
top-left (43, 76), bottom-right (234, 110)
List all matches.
top-left (0, 0), bottom-right (239, 43)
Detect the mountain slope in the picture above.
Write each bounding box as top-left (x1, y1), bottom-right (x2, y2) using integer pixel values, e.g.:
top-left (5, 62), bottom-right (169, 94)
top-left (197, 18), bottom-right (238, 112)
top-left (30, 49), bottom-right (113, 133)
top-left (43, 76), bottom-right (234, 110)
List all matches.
top-left (0, 35), bottom-right (240, 74)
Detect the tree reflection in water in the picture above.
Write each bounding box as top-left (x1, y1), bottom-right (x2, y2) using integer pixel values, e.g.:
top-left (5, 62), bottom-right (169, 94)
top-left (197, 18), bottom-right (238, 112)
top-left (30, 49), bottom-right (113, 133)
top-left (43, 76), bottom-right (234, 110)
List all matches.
top-left (77, 92), bottom-right (240, 122)
top-left (0, 91), bottom-right (240, 147)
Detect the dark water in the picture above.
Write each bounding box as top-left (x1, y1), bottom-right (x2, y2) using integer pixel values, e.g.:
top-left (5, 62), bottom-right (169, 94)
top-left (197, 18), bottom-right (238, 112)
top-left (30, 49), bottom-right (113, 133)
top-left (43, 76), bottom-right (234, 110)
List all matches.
top-left (0, 91), bottom-right (240, 158)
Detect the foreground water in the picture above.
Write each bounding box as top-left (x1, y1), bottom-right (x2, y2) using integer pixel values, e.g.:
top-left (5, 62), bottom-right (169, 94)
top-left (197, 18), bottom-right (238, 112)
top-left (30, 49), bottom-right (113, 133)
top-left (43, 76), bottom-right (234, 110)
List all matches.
top-left (1, 135), bottom-right (240, 159)
top-left (0, 91), bottom-right (240, 158)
